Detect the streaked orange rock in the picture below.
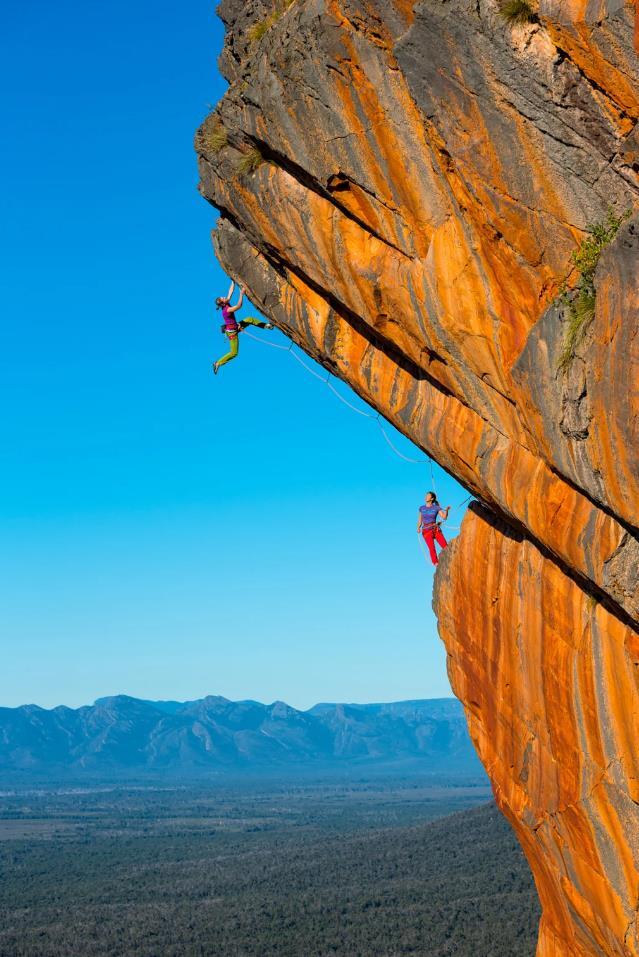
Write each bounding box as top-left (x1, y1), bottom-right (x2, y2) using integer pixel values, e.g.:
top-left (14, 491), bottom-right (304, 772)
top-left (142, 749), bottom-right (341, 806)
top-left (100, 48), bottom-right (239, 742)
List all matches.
top-left (198, 0), bottom-right (639, 951)
top-left (434, 504), bottom-right (639, 957)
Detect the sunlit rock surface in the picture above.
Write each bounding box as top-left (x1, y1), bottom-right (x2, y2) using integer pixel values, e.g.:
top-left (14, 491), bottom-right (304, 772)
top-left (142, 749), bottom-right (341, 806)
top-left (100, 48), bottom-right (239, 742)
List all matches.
top-left (435, 504), bottom-right (639, 957)
top-left (197, 1), bottom-right (639, 952)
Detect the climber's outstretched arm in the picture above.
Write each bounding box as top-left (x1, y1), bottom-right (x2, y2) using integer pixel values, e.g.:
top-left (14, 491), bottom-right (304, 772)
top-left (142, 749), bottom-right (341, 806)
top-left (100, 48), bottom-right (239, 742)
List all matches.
top-left (226, 279), bottom-right (235, 301)
top-left (438, 506), bottom-right (450, 521)
top-left (228, 286), bottom-right (244, 314)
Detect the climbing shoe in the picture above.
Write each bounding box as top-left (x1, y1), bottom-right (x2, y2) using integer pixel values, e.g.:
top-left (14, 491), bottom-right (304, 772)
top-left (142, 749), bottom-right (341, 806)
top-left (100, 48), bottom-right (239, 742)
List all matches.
top-left (265, 323), bottom-right (274, 330)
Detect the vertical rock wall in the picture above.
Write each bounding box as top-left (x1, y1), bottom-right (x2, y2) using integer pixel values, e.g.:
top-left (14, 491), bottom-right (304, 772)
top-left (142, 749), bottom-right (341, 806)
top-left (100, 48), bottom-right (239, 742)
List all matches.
top-left (197, 0), bottom-right (639, 952)
top-left (435, 505), bottom-right (639, 957)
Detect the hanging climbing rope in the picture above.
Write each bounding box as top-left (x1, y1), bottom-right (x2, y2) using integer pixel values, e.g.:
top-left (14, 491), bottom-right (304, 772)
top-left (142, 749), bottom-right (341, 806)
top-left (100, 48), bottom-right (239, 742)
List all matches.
top-left (240, 327), bottom-right (476, 537)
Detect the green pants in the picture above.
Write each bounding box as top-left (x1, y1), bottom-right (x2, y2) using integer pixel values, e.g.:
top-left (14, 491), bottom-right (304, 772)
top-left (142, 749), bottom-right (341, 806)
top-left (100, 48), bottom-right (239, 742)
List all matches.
top-left (215, 317), bottom-right (269, 369)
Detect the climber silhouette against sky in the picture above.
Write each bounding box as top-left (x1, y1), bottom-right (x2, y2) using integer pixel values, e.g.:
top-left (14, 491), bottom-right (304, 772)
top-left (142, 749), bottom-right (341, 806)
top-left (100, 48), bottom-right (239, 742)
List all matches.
top-left (418, 492), bottom-right (450, 566)
top-left (213, 280), bottom-right (273, 375)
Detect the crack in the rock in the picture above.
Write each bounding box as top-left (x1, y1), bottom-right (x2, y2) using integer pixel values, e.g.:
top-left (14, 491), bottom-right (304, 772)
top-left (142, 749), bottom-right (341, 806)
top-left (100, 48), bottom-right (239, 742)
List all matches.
top-left (546, 462), bottom-right (639, 546)
top-left (472, 502), bottom-right (638, 633)
top-left (245, 134), bottom-right (415, 261)
top-left (551, 37), bottom-right (639, 125)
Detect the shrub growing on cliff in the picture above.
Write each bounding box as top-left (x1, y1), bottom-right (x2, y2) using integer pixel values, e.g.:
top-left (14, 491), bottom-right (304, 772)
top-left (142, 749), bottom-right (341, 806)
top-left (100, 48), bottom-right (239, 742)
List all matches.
top-left (237, 146), bottom-right (266, 176)
top-left (248, 0), bottom-right (295, 43)
top-left (202, 122), bottom-right (228, 154)
top-left (498, 0), bottom-right (536, 25)
top-left (248, 16), bottom-right (275, 42)
top-left (557, 208), bottom-right (632, 373)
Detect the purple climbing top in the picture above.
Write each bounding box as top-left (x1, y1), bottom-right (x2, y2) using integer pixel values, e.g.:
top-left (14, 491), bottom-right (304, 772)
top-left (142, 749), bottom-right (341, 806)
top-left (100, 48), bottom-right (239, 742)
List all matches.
top-left (419, 503), bottom-right (441, 529)
top-left (222, 304), bottom-right (238, 330)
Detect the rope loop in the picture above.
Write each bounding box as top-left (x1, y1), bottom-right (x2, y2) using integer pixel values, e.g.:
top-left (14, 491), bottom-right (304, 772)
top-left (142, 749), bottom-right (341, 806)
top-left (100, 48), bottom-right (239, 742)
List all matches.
top-left (238, 327), bottom-right (475, 523)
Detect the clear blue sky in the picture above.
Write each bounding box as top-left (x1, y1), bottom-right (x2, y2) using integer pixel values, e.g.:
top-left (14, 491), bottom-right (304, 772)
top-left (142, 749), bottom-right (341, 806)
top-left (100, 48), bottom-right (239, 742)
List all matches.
top-left (1, 0), bottom-right (465, 710)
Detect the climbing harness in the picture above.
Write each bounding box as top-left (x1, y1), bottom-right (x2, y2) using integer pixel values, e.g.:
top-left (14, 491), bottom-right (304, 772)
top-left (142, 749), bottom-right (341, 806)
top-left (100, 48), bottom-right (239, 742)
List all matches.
top-left (241, 327), bottom-right (476, 534)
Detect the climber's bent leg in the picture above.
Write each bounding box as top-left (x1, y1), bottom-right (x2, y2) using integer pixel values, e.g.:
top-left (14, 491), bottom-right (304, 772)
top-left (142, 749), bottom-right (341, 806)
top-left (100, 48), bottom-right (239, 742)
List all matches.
top-left (422, 528), bottom-right (439, 565)
top-left (239, 316), bottom-right (273, 330)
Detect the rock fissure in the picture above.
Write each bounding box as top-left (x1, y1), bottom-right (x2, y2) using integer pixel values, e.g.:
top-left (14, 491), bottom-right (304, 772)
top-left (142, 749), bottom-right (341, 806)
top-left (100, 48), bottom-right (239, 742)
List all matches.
top-left (219, 217), bottom-right (459, 398)
top-left (247, 136), bottom-right (415, 259)
top-left (551, 38), bottom-right (639, 126)
top-left (492, 68), bottom-right (624, 167)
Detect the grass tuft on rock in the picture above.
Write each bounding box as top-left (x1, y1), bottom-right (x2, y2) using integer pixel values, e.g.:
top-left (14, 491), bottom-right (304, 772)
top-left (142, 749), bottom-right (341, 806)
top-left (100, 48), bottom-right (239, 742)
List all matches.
top-left (203, 123), bottom-right (228, 154)
top-left (557, 208), bottom-right (631, 373)
top-left (557, 291), bottom-right (596, 374)
top-left (237, 146), bottom-right (266, 176)
top-left (498, 0), bottom-right (536, 25)
top-left (248, 0), bottom-right (295, 43)
top-left (195, 119), bottom-right (228, 157)
top-left (248, 17), bottom-right (274, 42)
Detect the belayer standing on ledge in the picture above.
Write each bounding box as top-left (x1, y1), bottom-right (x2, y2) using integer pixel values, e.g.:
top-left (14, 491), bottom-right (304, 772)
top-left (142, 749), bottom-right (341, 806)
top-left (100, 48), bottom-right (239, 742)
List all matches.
top-left (212, 280), bottom-right (273, 375)
top-left (418, 492), bottom-right (450, 566)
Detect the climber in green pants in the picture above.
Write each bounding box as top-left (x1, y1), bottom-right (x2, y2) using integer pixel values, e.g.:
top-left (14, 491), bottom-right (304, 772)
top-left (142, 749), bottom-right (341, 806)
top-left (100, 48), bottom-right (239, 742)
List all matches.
top-left (213, 281), bottom-right (274, 375)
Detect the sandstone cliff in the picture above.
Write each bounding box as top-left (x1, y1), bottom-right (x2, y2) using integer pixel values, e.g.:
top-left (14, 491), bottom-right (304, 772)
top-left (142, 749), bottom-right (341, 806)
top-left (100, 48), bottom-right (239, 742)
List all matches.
top-left (196, 1), bottom-right (639, 953)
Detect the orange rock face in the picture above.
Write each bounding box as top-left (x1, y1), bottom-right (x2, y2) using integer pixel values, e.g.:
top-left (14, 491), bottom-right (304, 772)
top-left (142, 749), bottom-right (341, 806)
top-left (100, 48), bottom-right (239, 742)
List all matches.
top-left (435, 505), bottom-right (639, 957)
top-left (197, 0), bottom-right (639, 952)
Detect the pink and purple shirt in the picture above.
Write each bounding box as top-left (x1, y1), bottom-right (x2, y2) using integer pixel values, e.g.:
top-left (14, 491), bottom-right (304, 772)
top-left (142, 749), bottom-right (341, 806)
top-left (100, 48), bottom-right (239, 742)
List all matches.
top-left (222, 304), bottom-right (238, 331)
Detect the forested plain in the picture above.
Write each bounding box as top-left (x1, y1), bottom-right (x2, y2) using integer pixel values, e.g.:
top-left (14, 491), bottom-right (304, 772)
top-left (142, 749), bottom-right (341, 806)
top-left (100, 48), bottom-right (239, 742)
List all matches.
top-left (0, 778), bottom-right (539, 956)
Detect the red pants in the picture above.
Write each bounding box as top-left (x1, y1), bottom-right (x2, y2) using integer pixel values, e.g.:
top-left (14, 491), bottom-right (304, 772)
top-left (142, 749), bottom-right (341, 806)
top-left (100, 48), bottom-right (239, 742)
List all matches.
top-left (422, 526), bottom-right (447, 565)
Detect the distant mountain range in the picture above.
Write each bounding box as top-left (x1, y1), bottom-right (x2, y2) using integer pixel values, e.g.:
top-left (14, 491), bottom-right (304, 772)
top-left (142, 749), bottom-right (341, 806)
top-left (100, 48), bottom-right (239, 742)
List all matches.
top-left (0, 695), bottom-right (483, 778)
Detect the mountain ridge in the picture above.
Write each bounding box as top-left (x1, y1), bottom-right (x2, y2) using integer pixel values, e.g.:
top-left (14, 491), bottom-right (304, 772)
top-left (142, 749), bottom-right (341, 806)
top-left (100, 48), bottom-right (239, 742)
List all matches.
top-left (0, 694), bottom-right (482, 776)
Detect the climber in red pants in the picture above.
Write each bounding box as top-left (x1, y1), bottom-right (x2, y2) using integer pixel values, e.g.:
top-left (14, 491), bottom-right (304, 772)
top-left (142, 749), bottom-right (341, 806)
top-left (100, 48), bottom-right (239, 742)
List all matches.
top-left (418, 492), bottom-right (450, 565)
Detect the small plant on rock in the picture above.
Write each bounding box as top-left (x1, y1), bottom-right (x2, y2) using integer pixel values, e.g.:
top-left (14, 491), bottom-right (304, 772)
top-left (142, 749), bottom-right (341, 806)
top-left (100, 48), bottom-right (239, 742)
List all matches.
top-left (498, 0), bottom-right (536, 25)
top-left (202, 122), bottom-right (228, 154)
top-left (237, 146), bottom-right (266, 176)
top-left (248, 16), bottom-right (275, 42)
top-left (557, 293), bottom-right (596, 375)
top-left (557, 207), bottom-right (632, 373)
top-left (195, 117), bottom-right (228, 157)
top-left (248, 0), bottom-right (296, 43)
